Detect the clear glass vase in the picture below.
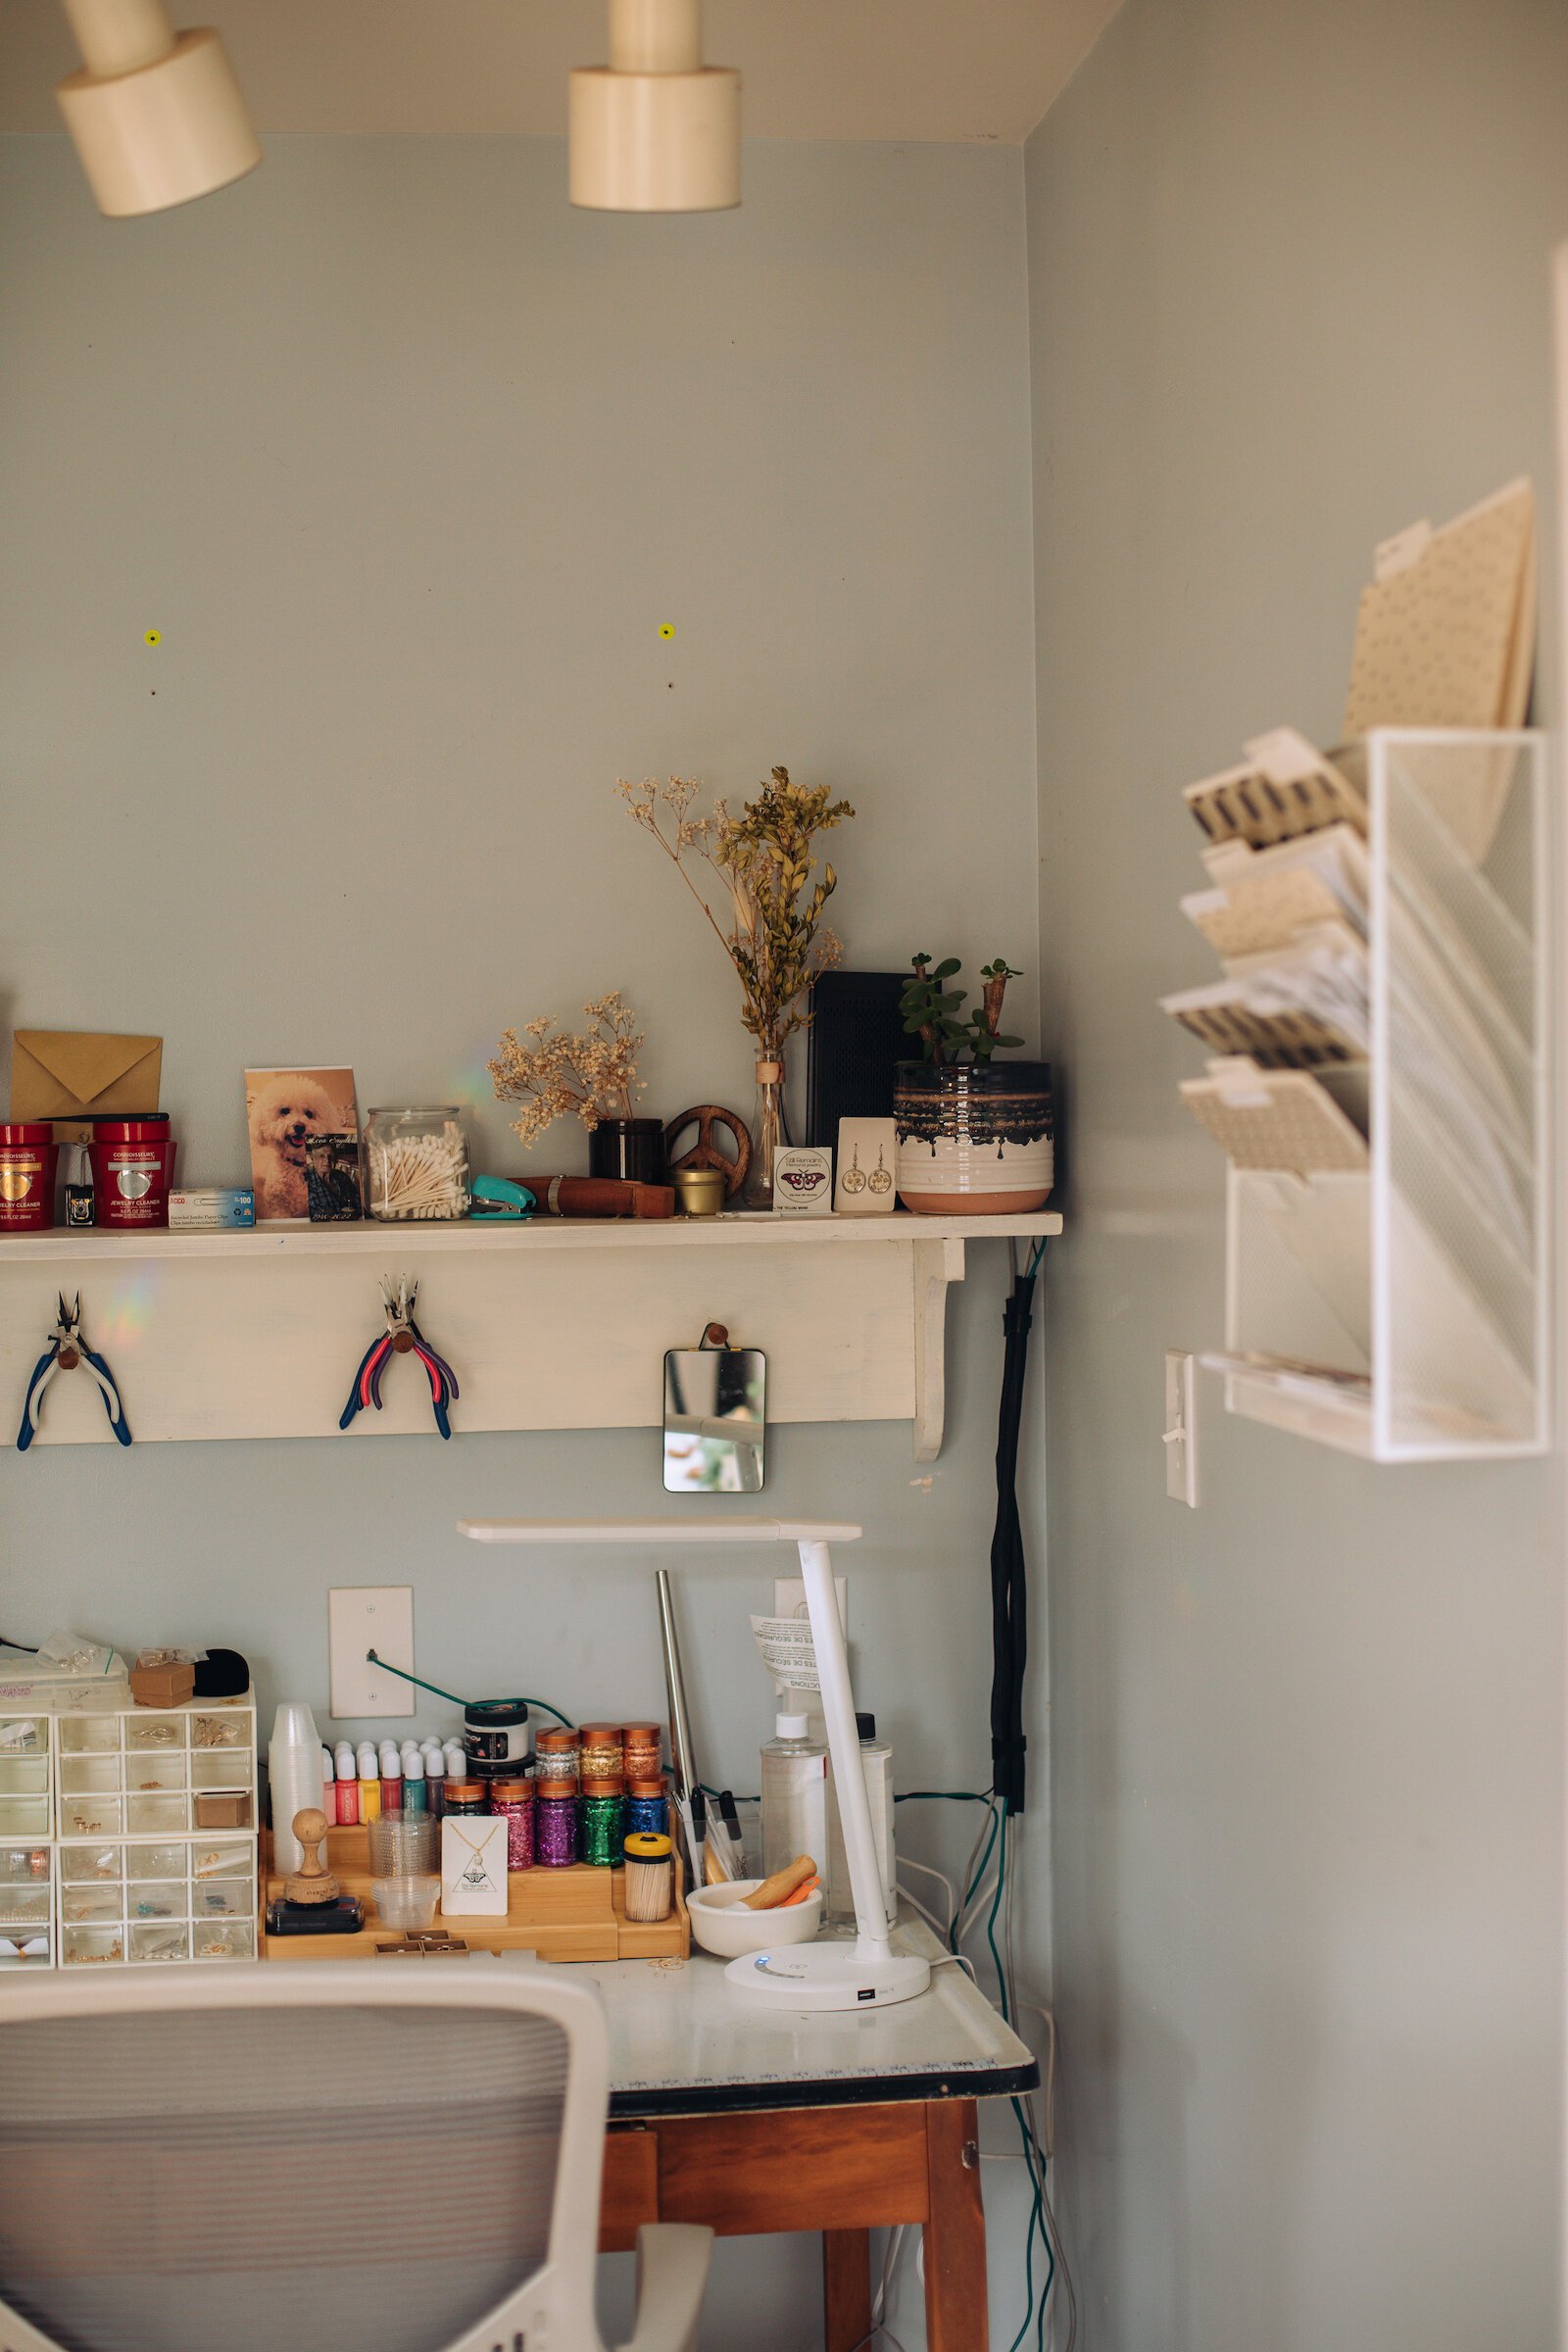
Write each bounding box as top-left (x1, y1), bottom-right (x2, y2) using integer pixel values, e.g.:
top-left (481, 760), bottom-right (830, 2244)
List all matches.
top-left (742, 1048), bottom-right (792, 1209)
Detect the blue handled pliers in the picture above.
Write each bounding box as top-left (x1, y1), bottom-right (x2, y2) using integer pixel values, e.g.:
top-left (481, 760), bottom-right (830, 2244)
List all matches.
top-left (18, 1293), bottom-right (132, 1452)
top-left (339, 1275), bottom-right (460, 1439)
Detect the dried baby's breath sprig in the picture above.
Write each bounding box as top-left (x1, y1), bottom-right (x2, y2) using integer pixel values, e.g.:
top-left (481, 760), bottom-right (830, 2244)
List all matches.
top-left (616, 768), bottom-right (853, 1052)
top-left (490, 990), bottom-right (646, 1150)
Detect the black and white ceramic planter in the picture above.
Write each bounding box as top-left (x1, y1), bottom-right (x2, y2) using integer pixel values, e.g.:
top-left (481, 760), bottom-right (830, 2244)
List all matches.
top-left (894, 1060), bottom-right (1054, 1215)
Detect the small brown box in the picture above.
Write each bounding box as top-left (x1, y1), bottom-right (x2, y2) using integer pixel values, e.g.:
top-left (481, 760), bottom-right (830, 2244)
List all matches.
top-left (129, 1663), bottom-right (195, 1708)
top-left (194, 1792), bottom-right (251, 1830)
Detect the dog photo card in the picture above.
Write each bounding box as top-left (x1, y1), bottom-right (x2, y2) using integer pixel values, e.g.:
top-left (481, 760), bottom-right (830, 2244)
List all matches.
top-left (245, 1067), bottom-right (359, 1222)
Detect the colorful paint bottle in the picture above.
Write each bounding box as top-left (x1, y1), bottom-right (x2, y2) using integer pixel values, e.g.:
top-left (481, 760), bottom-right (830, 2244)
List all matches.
top-left (357, 1741), bottom-right (381, 1826)
top-left (334, 1741), bottom-right (359, 1827)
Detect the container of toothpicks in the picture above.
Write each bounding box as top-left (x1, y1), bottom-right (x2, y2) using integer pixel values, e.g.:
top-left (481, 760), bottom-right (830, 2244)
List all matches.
top-left (366, 1108), bottom-right (471, 1222)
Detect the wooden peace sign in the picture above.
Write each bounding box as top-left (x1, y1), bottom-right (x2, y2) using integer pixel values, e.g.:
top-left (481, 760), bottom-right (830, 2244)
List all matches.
top-left (662, 1104), bottom-right (753, 1199)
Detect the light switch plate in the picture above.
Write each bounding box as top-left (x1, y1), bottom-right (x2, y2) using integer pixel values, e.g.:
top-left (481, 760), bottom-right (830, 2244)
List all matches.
top-left (328, 1587), bottom-right (415, 1719)
top-left (1164, 1351), bottom-right (1199, 1507)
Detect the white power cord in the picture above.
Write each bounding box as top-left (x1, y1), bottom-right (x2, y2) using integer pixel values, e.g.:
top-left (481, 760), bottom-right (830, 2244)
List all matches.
top-left (898, 1853), bottom-right (956, 1934)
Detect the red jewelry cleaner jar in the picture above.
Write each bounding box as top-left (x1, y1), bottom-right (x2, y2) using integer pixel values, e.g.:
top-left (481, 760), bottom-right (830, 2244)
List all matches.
top-left (0, 1124), bottom-right (59, 1232)
top-left (90, 1119), bottom-right (176, 1229)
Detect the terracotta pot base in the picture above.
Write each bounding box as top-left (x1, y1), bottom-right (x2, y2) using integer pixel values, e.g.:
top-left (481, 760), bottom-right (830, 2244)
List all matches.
top-left (898, 1188), bottom-right (1053, 1216)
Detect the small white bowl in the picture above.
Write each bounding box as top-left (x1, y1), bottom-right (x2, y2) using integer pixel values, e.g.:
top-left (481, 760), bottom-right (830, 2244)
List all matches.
top-left (687, 1878), bottom-right (823, 1958)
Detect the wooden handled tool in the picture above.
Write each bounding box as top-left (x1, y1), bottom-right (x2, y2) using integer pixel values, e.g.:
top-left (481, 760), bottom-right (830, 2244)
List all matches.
top-left (531, 1175), bottom-right (675, 1219)
top-left (743, 1853), bottom-right (817, 1910)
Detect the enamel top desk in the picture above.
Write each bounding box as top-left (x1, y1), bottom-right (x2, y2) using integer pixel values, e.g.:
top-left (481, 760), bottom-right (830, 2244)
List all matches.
top-left (587, 1914), bottom-right (1039, 2352)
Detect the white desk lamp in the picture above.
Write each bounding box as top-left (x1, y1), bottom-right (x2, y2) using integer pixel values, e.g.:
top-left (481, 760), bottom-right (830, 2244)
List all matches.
top-left (459, 1517), bottom-right (931, 2012)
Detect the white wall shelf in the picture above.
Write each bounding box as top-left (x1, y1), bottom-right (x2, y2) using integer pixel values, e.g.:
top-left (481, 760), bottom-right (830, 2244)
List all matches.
top-left (0, 1210), bottom-right (1060, 1460)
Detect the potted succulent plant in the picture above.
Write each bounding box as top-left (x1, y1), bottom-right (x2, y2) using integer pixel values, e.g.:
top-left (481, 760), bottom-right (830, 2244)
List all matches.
top-left (894, 956), bottom-right (1054, 1214)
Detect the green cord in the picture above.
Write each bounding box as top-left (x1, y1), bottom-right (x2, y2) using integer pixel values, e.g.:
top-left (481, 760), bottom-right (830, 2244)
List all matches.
top-left (895, 1788), bottom-right (995, 1804)
top-left (364, 1650), bottom-right (573, 1728)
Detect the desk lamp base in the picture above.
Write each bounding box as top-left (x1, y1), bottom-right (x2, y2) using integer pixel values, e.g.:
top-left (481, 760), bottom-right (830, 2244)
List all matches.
top-left (724, 1944), bottom-right (931, 2011)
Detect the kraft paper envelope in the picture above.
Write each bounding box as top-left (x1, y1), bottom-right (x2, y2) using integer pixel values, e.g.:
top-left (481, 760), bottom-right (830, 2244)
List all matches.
top-left (10, 1030), bottom-right (163, 1134)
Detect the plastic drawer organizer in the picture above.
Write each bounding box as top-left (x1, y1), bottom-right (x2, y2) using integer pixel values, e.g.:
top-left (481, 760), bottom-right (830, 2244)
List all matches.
top-left (1170, 728), bottom-right (1548, 1461)
top-left (1, 1695), bottom-right (258, 1968)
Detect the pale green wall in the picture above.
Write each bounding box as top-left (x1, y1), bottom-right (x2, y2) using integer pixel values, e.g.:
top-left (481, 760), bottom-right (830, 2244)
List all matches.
top-left (1026, 2), bottom-right (1567, 2345)
top-left (0, 134), bottom-right (1045, 2348)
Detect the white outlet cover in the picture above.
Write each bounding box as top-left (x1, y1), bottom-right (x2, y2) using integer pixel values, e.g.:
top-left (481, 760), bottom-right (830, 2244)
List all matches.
top-left (328, 1586), bottom-right (415, 1719)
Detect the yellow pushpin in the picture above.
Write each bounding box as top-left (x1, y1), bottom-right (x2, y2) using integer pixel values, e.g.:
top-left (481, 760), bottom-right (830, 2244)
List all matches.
top-left (659, 623), bottom-right (675, 640)
top-left (144, 629), bottom-right (162, 647)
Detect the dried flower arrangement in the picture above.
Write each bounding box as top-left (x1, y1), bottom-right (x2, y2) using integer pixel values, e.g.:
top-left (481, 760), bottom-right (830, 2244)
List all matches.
top-left (489, 991), bottom-right (646, 1149)
top-left (617, 767), bottom-right (854, 1055)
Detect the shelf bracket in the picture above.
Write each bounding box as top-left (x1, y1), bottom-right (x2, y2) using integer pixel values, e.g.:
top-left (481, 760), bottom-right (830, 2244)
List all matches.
top-left (911, 1235), bottom-right (966, 1461)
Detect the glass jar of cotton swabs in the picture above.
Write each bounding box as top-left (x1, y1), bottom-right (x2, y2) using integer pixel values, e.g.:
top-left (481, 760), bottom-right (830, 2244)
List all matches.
top-left (366, 1108), bottom-right (471, 1221)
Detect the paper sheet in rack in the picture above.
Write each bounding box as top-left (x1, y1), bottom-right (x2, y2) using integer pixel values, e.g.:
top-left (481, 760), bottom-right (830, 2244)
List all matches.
top-left (1345, 477), bottom-right (1535, 739)
top-left (1180, 1061), bottom-right (1369, 1176)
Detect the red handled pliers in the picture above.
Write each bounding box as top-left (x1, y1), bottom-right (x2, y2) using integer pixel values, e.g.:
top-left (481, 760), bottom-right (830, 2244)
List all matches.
top-left (339, 1275), bottom-right (459, 1440)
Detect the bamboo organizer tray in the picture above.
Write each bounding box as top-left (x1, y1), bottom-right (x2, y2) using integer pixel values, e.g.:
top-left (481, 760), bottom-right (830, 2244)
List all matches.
top-left (261, 1824), bottom-right (689, 1962)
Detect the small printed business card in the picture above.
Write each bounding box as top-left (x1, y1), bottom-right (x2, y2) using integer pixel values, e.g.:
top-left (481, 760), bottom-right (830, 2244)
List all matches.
top-left (772, 1145), bottom-right (833, 1215)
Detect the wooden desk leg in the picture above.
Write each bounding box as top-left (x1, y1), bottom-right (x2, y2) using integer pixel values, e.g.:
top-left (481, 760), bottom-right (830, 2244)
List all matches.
top-left (823, 2229), bottom-right (873, 2352)
top-left (923, 2099), bottom-right (987, 2352)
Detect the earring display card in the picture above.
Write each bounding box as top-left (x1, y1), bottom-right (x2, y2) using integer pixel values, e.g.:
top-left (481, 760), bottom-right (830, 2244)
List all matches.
top-left (833, 1117), bottom-right (898, 1214)
top-left (440, 1817), bottom-right (507, 1917)
top-left (771, 1146), bottom-right (833, 1215)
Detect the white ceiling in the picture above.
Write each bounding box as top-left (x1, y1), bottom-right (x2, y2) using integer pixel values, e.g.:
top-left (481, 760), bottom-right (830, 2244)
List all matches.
top-left (0, 0), bottom-right (1123, 143)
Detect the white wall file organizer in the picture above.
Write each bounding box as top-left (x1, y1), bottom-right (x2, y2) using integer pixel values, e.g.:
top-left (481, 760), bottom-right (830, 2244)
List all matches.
top-left (1205, 728), bottom-right (1548, 1461)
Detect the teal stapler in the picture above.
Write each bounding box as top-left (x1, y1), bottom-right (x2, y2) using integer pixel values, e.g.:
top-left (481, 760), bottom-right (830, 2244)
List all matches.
top-left (470, 1176), bottom-right (536, 1219)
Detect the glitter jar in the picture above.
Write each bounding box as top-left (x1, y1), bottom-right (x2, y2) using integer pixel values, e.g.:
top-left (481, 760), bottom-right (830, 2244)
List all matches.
top-left (624, 1779), bottom-right (668, 1838)
top-left (489, 1777), bottom-right (535, 1871)
top-left (579, 1725), bottom-right (623, 1781)
top-left (536, 1788), bottom-right (578, 1868)
top-left (534, 1729), bottom-right (581, 1785)
top-left (443, 1779), bottom-right (487, 1817)
top-left (622, 1723), bottom-right (663, 1779)
top-left (579, 1781), bottom-right (625, 1867)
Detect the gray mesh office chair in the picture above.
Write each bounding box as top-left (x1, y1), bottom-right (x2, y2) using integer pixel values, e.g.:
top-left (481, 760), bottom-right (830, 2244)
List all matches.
top-left (0, 1962), bottom-right (710, 2352)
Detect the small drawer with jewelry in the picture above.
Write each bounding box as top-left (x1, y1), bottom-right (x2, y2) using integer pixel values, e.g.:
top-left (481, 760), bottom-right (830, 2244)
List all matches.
top-left (59, 1843), bottom-right (122, 1885)
top-left (129, 1921), bottom-right (190, 1964)
top-left (62, 1924), bottom-right (124, 1966)
top-left (192, 1921), bottom-right (255, 1962)
top-left (0, 1885), bottom-right (51, 1927)
top-left (58, 1792), bottom-right (122, 1838)
top-left (60, 1885), bottom-right (123, 1925)
top-left (191, 1838), bottom-right (252, 1882)
top-left (127, 1880), bottom-right (186, 1921)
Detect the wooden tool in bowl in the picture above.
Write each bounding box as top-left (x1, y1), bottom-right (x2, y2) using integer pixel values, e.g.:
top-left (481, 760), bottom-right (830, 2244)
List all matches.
top-left (663, 1105), bottom-right (752, 1200)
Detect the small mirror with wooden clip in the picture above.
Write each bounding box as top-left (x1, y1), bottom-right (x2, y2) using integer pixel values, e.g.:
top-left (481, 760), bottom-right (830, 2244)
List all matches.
top-left (662, 1320), bottom-right (766, 1493)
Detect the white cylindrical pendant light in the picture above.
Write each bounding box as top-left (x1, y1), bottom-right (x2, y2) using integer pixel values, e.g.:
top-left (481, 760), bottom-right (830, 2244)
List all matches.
top-left (56, 0), bottom-right (261, 218)
top-left (570, 0), bottom-right (740, 214)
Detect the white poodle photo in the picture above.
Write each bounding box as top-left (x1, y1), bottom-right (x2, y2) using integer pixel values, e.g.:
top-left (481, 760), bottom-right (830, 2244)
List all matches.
top-left (245, 1068), bottom-right (357, 1220)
